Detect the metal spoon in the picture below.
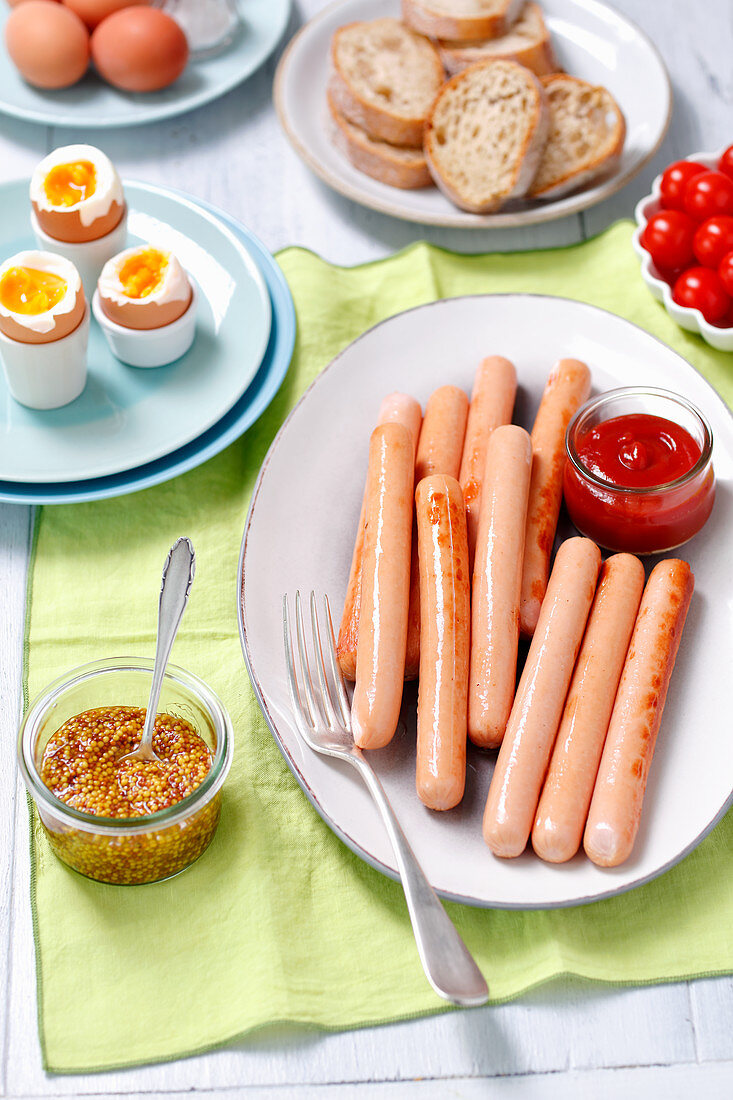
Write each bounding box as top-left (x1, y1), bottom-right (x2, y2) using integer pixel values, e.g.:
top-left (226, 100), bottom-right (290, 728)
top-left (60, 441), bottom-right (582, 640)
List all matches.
top-left (121, 537), bottom-right (196, 766)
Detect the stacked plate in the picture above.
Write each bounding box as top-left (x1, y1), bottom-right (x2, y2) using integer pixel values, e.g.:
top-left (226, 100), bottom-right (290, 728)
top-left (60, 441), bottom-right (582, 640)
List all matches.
top-left (0, 179), bottom-right (295, 504)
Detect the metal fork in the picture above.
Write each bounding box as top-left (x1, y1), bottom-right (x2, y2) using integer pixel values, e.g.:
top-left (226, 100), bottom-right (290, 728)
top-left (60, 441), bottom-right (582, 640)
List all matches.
top-left (283, 591), bottom-right (489, 1007)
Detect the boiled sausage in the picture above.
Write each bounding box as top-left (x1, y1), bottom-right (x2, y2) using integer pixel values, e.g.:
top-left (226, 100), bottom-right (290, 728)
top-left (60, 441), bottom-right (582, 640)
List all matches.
top-left (459, 356), bottom-right (517, 561)
top-left (351, 422), bottom-right (415, 749)
top-left (483, 537), bottom-right (601, 858)
top-left (468, 424), bottom-right (532, 749)
top-left (584, 559), bottom-right (694, 867)
top-left (519, 359), bottom-right (591, 637)
top-left (415, 474), bottom-right (471, 810)
top-left (532, 553), bottom-right (645, 863)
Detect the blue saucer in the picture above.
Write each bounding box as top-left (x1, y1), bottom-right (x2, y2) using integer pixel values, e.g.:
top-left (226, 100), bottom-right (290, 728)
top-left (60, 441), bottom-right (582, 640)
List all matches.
top-left (0, 0), bottom-right (291, 129)
top-left (0, 199), bottom-right (295, 505)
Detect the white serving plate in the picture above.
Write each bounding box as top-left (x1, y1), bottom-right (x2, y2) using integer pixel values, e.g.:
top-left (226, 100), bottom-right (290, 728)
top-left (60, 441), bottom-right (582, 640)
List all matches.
top-left (633, 147), bottom-right (733, 353)
top-left (274, 0), bottom-right (672, 228)
top-left (239, 295), bottom-right (733, 909)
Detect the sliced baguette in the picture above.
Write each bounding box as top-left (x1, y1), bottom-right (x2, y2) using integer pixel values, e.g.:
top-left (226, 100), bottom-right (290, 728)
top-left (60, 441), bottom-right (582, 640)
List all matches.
top-left (330, 18), bottom-right (444, 148)
top-left (327, 89), bottom-right (432, 190)
top-left (424, 59), bottom-right (549, 213)
top-left (528, 74), bottom-right (626, 199)
top-left (402, 0), bottom-right (525, 43)
top-left (439, 2), bottom-right (559, 77)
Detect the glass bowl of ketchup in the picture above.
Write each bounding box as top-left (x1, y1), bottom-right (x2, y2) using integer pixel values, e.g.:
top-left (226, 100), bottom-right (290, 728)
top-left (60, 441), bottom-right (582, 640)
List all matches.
top-left (564, 387), bottom-right (715, 554)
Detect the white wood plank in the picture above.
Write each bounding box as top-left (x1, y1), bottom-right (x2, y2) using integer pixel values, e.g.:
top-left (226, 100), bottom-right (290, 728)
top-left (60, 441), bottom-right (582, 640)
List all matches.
top-left (582, 0), bottom-right (733, 237)
top-left (0, 119), bottom-right (50, 179)
top-left (690, 976), bottom-right (733, 1062)
top-left (11, 1060), bottom-right (733, 1100)
top-left (3, 976), bottom-right (697, 1094)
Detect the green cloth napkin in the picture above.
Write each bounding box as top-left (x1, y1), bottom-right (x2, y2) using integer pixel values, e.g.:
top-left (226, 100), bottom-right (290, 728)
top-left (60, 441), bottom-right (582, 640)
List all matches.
top-left (26, 222), bottom-right (733, 1074)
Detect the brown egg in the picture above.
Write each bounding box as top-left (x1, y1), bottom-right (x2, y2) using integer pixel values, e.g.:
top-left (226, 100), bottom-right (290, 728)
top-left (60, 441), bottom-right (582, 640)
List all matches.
top-left (0, 253), bottom-right (86, 345)
top-left (98, 245), bottom-right (192, 330)
top-left (30, 145), bottom-right (126, 244)
top-left (91, 9), bottom-right (188, 93)
top-left (7, 0), bottom-right (60, 6)
top-left (34, 199), bottom-right (124, 244)
top-left (61, 0), bottom-right (150, 30)
top-left (5, 1), bottom-right (90, 89)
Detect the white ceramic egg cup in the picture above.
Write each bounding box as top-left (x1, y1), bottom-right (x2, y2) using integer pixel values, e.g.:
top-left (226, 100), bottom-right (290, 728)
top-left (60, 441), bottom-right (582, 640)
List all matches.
top-left (92, 280), bottom-right (198, 368)
top-left (0, 301), bottom-right (90, 409)
top-left (31, 208), bottom-right (128, 298)
top-left (632, 146), bottom-right (733, 353)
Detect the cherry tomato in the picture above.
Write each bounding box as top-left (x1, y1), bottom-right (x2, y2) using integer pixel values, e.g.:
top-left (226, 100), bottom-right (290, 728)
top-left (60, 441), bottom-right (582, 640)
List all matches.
top-left (719, 251), bottom-right (733, 296)
top-left (659, 160), bottom-right (707, 211)
top-left (640, 210), bottom-right (697, 271)
top-left (718, 146), bottom-right (733, 182)
top-left (673, 266), bottom-right (731, 323)
top-left (693, 216), bottom-right (733, 268)
top-left (710, 306), bottom-right (733, 329)
top-left (684, 171), bottom-right (733, 221)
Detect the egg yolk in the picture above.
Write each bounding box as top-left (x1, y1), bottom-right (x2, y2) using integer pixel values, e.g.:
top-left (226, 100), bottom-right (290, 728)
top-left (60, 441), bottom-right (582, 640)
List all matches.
top-left (44, 161), bottom-right (97, 207)
top-left (0, 267), bottom-right (67, 315)
top-left (118, 249), bottom-right (169, 299)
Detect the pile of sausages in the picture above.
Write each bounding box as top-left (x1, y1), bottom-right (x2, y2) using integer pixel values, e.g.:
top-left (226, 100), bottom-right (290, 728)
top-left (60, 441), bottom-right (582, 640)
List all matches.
top-left (336, 356), bottom-right (694, 867)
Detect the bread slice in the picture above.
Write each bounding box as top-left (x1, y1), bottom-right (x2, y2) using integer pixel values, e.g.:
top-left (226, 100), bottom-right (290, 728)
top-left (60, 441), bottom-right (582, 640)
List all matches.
top-left (424, 60), bottom-right (549, 213)
top-left (439, 2), bottom-right (559, 77)
top-left (330, 18), bottom-right (444, 148)
top-left (528, 74), bottom-right (626, 199)
top-left (327, 89), bottom-right (432, 189)
top-left (402, 0), bottom-right (525, 43)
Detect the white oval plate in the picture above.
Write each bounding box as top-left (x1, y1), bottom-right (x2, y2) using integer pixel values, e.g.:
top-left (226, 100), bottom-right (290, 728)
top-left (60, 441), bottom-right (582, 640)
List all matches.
top-left (0, 179), bottom-right (271, 484)
top-left (275, 0), bottom-right (672, 229)
top-left (239, 295), bottom-right (733, 909)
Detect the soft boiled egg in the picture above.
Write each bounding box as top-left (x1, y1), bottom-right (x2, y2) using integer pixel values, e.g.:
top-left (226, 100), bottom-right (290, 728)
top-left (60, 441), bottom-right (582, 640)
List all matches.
top-left (30, 144), bottom-right (125, 245)
top-left (97, 245), bottom-right (192, 330)
top-left (0, 251), bottom-right (85, 345)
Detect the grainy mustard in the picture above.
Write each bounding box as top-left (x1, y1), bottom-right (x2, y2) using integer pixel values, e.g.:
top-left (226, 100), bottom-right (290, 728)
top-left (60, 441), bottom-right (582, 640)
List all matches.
top-left (39, 705), bottom-right (219, 885)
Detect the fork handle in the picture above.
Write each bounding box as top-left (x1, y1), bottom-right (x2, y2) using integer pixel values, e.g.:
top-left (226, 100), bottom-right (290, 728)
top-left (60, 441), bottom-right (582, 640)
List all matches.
top-left (352, 753), bottom-right (489, 1007)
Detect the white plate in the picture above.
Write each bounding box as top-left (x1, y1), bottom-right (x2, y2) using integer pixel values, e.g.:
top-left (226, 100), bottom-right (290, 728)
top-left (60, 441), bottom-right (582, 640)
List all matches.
top-left (239, 295), bottom-right (733, 909)
top-left (275, 0), bottom-right (672, 229)
top-left (0, 179), bottom-right (271, 483)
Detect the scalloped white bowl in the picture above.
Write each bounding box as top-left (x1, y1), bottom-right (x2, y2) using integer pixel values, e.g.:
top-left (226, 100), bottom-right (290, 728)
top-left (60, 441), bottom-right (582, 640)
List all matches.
top-left (632, 146), bottom-right (733, 352)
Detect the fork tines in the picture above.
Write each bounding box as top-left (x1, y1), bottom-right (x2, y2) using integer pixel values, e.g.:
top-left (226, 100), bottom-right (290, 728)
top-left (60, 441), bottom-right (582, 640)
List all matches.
top-left (283, 591), bottom-right (351, 734)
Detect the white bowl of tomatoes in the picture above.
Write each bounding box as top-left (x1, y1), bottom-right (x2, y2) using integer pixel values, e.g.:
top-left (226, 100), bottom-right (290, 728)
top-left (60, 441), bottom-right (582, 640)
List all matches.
top-left (633, 145), bottom-right (733, 351)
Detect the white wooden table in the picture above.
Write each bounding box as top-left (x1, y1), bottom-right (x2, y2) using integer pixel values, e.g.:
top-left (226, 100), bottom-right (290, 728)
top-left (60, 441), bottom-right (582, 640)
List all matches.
top-left (1, 2), bottom-right (732, 1095)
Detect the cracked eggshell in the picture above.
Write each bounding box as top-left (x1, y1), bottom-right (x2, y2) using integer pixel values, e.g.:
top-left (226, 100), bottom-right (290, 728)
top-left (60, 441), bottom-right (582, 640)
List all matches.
top-left (30, 144), bottom-right (125, 244)
top-left (97, 245), bottom-right (192, 330)
top-left (0, 251), bottom-right (85, 345)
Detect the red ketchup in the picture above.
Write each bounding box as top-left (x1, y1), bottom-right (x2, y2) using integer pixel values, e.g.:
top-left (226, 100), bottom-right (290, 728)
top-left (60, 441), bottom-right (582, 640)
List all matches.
top-left (564, 411), bottom-right (715, 554)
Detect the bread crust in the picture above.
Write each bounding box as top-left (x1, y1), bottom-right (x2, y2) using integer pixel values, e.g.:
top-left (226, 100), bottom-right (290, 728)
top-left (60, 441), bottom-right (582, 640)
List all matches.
top-left (424, 59), bottom-right (549, 213)
top-left (528, 74), bottom-right (626, 200)
top-left (327, 90), bottom-right (433, 190)
top-left (330, 20), bottom-right (444, 148)
top-left (402, 0), bottom-right (525, 43)
top-left (438, 3), bottom-right (559, 77)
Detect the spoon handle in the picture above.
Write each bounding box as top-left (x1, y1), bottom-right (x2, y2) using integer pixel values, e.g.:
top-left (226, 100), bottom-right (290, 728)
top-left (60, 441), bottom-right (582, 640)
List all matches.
top-left (140, 537), bottom-right (196, 750)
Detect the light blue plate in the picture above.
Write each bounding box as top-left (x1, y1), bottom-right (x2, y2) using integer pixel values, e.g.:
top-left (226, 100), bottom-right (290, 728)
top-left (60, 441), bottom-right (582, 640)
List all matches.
top-left (0, 195), bottom-right (295, 504)
top-left (0, 179), bottom-right (271, 483)
top-left (0, 0), bottom-right (291, 129)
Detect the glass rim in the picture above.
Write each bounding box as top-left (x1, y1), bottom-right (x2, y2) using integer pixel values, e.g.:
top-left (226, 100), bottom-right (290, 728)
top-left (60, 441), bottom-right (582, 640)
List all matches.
top-left (18, 656), bottom-right (233, 835)
top-left (565, 386), bottom-right (714, 496)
